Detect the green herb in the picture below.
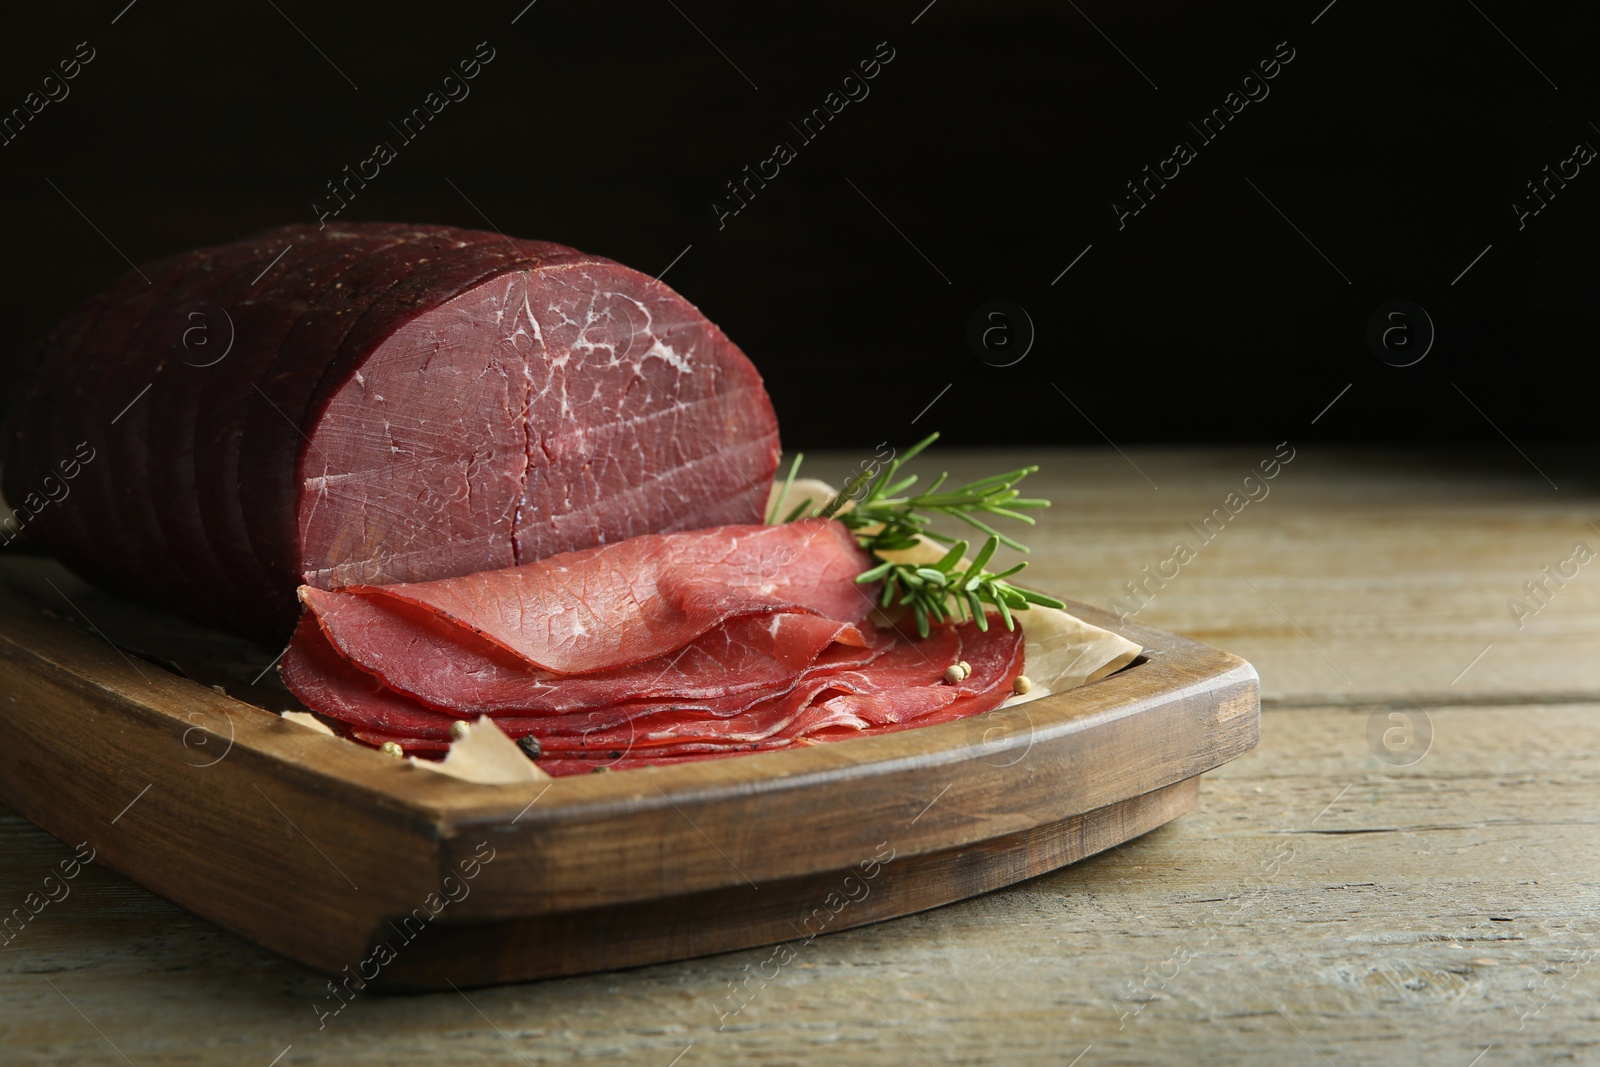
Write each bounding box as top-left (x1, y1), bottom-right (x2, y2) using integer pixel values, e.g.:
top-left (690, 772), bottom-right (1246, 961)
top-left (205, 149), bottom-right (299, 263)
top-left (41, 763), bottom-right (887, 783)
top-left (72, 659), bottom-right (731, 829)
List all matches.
top-left (765, 452), bottom-right (815, 525)
top-left (772, 433), bottom-right (1066, 637)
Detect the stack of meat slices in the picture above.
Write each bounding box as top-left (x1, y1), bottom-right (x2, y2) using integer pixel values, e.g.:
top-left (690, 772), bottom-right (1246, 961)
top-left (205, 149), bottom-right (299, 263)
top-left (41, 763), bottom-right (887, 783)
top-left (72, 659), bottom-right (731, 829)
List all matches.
top-left (281, 519), bottom-right (1026, 775)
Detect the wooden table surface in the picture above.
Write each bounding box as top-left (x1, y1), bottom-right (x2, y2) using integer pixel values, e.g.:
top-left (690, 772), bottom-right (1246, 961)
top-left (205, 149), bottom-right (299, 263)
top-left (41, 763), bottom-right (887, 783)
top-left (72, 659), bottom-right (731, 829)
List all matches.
top-left (3, 446), bottom-right (1597, 1066)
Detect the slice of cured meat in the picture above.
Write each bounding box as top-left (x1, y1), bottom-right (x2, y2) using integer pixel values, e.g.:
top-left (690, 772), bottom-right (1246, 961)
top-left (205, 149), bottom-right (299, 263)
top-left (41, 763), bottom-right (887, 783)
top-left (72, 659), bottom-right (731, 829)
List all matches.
top-left (537, 618), bottom-right (1022, 756)
top-left (280, 613), bottom-right (897, 741)
top-left (1, 223), bottom-right (780, 637)
top-left (532, 625), bottom-right (965, 753)
top-left (282, 603), bottom-right (1025, 777)
top-left (304, 587), bottom-right (877, 716)
top-left (281, 615), bottom-right (453, 740)
top-left (310, 519), bottom-right (873, 675)
top-left (516, 618), bottom-right (1024, 774)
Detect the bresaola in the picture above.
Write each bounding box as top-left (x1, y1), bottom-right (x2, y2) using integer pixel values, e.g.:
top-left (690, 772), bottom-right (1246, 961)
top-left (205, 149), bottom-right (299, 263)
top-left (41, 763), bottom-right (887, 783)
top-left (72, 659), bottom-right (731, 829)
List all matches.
top-left (5, 223), bottom-right (1044, 774)
top-left (303, 596), bottom-right (878, 716)
top-left (281, 520), bottom-right (1026, 774)
top-left (1, 223), bottom-right (779, 638)
top-left (325, 519), bottom-right (875, 674)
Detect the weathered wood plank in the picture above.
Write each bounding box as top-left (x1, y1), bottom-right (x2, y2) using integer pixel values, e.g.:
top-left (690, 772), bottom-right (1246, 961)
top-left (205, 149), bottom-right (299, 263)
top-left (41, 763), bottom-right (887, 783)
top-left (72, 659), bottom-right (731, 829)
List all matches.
top-left (2, 703), bottom-right (1594, 1065)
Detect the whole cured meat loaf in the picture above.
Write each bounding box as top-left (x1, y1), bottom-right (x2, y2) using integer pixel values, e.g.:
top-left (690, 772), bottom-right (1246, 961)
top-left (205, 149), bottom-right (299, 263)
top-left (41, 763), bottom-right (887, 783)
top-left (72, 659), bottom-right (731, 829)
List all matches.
top-left (1, 223), bottom-right (781, 637)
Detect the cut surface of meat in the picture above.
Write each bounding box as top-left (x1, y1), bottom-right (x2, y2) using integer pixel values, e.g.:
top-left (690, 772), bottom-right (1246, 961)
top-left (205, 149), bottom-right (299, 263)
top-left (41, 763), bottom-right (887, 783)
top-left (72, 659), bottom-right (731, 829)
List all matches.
top-left (1, 223), bottom-right (780, 638)
top-left (318, 519), bottom-right (872, 675)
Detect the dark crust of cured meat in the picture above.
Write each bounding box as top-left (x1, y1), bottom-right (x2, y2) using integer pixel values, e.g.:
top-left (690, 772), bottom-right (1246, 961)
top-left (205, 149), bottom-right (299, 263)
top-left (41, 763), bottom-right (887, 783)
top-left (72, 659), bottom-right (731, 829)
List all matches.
top-left (1, 223), bottom-right (781, 638)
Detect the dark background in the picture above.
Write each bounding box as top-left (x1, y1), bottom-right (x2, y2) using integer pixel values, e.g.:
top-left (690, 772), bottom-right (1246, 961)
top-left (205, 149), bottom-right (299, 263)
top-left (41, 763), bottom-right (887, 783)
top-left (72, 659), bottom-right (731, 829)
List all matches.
top-left (2, 0), bottom-right (1596, 449)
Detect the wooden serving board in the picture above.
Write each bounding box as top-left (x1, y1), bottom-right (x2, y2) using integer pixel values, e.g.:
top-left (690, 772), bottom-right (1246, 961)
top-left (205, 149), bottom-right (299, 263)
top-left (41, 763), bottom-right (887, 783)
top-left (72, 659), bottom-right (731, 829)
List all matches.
top-left (0, 556), bottom-right (1258, 991)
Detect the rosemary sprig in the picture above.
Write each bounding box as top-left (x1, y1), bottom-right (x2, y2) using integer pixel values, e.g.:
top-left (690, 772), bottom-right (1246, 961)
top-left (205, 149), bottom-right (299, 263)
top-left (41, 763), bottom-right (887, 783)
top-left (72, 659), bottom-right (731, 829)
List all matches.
top-left (773, 433), bottom-right (1065, 637)
top-left (855, 533), bottom-right (1065, 638)
top-left (765, 452), bottom-right (812, 525)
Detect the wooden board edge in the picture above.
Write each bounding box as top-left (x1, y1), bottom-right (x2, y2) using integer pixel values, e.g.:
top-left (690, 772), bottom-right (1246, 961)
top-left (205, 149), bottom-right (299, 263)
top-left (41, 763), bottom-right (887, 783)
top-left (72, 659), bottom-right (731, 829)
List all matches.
top-left (364, 776), bottom-right (1204, 991)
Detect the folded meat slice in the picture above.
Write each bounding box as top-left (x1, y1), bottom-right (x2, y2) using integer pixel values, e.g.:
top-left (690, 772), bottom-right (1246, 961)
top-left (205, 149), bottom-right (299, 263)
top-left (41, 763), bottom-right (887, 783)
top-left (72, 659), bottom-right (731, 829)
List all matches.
top-left (797, 613), bottom-right (1025, 738)
top-left (280, 613), bottom-right (895, 740)
top-left (537, 618), bottom-right (1025, 773)
top-left (300, 587), bottom-right (878, 716)
top-left (278, 512), bottom-right (1026, 775)
top-left (281, 615), bottom-right (451, 740)
top-left (534, 626), bottom-right (962, 753)
top-left (539, 617), bottom-right (1022, 756)
top-left (309, 518), bottom-right (872, 675)
top-left (283, 608), bottom-right (1025, 776)
top-left (351, 729), bottom-right (451, 755)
